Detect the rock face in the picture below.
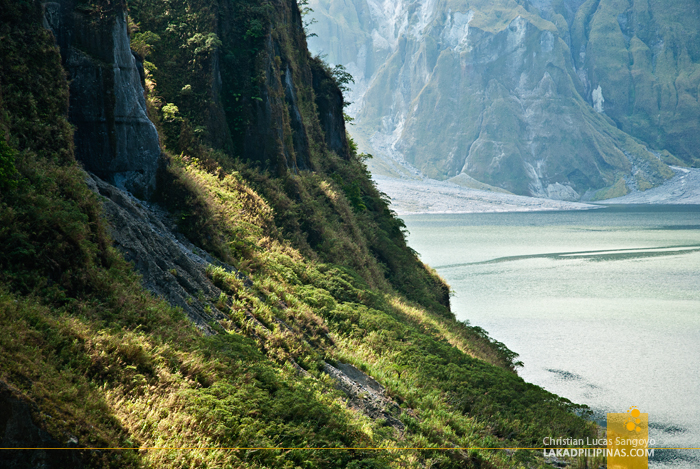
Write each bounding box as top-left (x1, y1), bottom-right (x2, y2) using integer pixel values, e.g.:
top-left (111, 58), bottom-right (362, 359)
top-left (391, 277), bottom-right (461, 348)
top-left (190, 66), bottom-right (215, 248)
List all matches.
top-left (86, 174), bottom-right (244, 333)
top-left (44, 1), bottom-right (161, 198)
top-left (216, 2), bottom-right (322, 173)
top-left (322, 362), bottom-right (405, 431)
top-left (572, 0), bottom-right (700, 167)
top-left (237, 37), bottom-right (312, 172)
top-left (307, 0), bottom-right (698, 199)
top-left (42, 2), bottom-right (236, 324)
top-left (310, 60), bottom-right (349, 158)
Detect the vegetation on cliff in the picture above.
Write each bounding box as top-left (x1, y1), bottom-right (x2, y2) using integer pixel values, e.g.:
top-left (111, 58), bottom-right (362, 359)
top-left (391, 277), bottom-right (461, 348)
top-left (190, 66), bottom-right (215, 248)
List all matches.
top-left (1, 0), bottom-right (597, 467)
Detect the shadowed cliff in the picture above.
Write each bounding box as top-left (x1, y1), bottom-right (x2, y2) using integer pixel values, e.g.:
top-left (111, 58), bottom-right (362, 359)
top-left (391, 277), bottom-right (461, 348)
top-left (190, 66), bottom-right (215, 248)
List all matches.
top-left (46, 0), bottom-right (161, 198)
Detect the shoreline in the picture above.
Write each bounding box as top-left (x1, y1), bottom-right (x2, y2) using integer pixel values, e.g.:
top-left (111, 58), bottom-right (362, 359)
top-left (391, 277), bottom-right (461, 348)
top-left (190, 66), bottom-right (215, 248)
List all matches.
top-left (376, 166), bottom-right (700, 215)
top-left (373, 175), bottom-right (600, 214)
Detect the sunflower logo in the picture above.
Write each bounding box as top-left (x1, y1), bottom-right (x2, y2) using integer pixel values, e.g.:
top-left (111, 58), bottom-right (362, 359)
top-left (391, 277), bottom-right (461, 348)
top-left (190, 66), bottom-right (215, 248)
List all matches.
top-left (625, 406), bottom-right (643, 433)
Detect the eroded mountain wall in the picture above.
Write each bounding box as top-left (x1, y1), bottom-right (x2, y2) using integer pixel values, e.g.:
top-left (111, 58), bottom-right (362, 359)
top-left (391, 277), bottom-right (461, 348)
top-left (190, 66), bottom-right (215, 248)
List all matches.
top-left (569, 0), bottom-right (700, 167)
top-left (308, 0), bottom-right (697, 199)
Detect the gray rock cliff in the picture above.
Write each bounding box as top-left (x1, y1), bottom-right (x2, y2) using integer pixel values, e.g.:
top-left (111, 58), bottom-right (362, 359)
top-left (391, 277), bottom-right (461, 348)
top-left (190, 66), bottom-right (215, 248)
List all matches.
top-left (44, 0), bottom-right (161, 198)
top-left (233, 21), bottom-right (315, 172)
top-left (311, 59), bottom-right (350, 158)
top-left (87, 174), bottom-right (244, 333)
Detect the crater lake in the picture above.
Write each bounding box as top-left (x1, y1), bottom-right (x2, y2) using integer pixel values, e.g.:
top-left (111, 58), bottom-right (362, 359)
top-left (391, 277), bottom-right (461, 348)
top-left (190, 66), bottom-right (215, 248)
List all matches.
top-left (404, 205), bottom-right (700, 468)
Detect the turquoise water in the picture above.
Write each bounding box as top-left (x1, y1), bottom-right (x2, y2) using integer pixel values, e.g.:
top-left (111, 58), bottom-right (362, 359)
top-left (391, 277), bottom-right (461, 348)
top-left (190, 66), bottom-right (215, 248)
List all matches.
top-left (402, 205), bottom-right (700, 468)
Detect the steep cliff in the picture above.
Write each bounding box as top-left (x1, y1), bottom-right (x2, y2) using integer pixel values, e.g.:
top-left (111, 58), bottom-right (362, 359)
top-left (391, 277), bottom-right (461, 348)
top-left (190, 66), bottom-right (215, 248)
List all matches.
top-left (46, 0), bottom-right (161, 198)
top-left (308, 0), bottom-right (697, 199)
top-left (128, 0), bottom-right (453, 309)
top-left (569, 0), bottom-right (700, 167)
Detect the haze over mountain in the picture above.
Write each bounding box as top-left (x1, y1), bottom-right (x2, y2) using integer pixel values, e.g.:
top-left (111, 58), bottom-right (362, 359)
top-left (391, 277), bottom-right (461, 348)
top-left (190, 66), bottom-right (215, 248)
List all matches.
top-left (307, 0), bottom-right (700, 201)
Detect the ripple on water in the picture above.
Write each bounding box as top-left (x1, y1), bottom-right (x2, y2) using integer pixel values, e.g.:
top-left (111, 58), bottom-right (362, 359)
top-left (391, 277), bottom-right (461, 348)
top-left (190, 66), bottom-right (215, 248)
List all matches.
top-left (403, 206), bottom-right (700, 468)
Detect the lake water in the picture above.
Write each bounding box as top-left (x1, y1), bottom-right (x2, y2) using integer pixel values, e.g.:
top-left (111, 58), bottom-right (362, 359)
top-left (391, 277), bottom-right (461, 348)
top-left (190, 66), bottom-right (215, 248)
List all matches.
top-left (402, 205), bottom-right (700, 468)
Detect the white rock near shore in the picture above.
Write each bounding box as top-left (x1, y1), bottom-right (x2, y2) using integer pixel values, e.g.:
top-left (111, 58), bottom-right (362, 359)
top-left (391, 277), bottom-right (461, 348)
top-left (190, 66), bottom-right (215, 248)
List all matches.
top-left (374, 166), bottom-right (700, 215)
top-left (601, 166), bottom-right (700, 205)
top-left (373, 175), bottom-right (599, 214)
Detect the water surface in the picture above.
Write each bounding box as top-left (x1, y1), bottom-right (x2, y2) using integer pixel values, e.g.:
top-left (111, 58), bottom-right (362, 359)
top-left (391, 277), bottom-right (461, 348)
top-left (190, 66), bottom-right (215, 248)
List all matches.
top-left (403, 205), bottom-right (700, 467)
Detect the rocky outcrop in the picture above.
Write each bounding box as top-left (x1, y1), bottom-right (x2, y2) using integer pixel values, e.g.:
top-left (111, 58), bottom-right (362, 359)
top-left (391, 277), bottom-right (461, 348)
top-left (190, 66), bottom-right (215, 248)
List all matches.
top-left (323, 362), bottom-right (405, 432)
top-left (310, 59), bottom-right (349, 158)
top-left (44, 1), bottom-right (161, 199)
top-left (0, 381), bottom-right (82, 469)
top-left (306, 0), bottom-right (696, 200)
top-left (87, 173), bottom-right (243, 333)
top-left (212, 0), bottom-right (352, 172)
top-left (42, 1), bottom-right (235, 325)
top-left (229, 11), bottom-right (314, 173)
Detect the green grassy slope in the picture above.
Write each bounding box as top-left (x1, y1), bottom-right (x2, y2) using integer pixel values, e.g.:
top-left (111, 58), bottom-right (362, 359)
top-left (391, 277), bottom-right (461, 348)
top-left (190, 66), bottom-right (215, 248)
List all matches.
top-left (0, 0), bottom-right (597, 467)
